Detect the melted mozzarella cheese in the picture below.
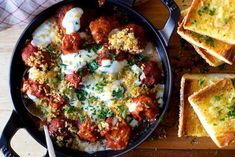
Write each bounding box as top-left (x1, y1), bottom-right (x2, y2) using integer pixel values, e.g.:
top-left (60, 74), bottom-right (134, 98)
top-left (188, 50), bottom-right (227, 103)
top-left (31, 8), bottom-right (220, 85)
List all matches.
top-left (83, 78), bottom-right (123, 106)
top-left (31, 19), bottom-right (57, 48)
top-left (61, 49), bottom-right (97, 74)
top-left (131, 64), bottom-right (145, 85)
top-left (97, 60), bottom-right (127, 74)
top-left (62, 7), bottom-right (83, 34)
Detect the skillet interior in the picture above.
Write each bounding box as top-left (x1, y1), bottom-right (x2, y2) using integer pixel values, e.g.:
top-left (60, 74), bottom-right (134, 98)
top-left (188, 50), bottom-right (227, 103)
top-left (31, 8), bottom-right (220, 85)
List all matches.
top-left (9, 0), bottom-right (172, 156)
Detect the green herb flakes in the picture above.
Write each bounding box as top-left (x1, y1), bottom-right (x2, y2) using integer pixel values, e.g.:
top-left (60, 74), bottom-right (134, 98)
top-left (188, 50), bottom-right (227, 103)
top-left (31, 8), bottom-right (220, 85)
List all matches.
top-left (87, 60), bottom-right (98, 72)
top-left (209, 8), bottom-right (216, 16)
top-left (112, 88), bottom-right (124, 99)
top-left (76, 89), bottom-right (88, 101)
top-left (198, 79), bottom-right (204, 87)
top-left (118, 104), bottom-right (127, 119)
top-left (213, 96), bottom-right (221, 101)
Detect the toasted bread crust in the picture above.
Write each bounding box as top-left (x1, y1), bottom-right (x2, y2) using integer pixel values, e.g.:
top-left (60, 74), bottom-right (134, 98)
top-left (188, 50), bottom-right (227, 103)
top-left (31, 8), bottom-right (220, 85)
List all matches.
top-left (189, 78), bottom-right (235, 148)
top-left (177, 18), bottom-right (233, 65)
top-left (183, 0), bottom-right (235, 44)
top-left (179, 74), bottom-right (235, 137)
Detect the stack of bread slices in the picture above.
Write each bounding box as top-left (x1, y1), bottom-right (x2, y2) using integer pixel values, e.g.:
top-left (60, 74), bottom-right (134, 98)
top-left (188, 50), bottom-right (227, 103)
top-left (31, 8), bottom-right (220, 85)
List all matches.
top-left (179, 74), bottom-right (235, 148)
top-left (177, 0), bottom-right (235, 67)
top-left (177, 0), bottom-right (235, 148)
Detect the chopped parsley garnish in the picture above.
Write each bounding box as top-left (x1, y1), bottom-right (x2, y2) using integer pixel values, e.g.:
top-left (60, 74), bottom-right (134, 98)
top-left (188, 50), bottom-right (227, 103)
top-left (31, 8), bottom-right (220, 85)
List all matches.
top-left (227, 106), bottom-right (235, 119)
top-left (97, 106), bottom-right (113, 120)
top-left (91, 44), bottom-right (103, 52)
top-left (213, 96), bottom-right (221, 101)
top-left (82, 43), bottom-right (102, 52)
top-left (117, 104), bottom-right (127, 119)
top-left (209, 8), bottom-right (216, 16)
top-left (65, 105), bottom-right (76, 114)
top-left (87, 60), bottom-right (98, 72)
top-left (89, 96), bottom-right (98, 103)
top-left (191, 19), bottom-right (197, 25)
top-left (197, 3), bottom-right (210, 16)
top-left (76, 89), bottom-right (88, 101)
top-left (77, 69), bottom-right (84, 77)
top-left (78, 113), bottom-right (85, 121)
top-left (198, 79), bottom-right (204, 87)
top-left (198, 35), bottom-right (215, 47)
top-left (136, 54), bottom-right (148, 62)
top-left (112, 88), bottom-right (124, 99)
top-left (95, 80), bottom-right (107, 92)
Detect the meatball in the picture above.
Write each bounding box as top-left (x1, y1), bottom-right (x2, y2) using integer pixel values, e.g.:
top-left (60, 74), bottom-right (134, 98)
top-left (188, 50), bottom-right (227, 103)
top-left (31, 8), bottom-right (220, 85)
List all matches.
top-left (65, 72), bottom-right (81, 89)
top-left (131, 95), bottom-right (159, 121)
top-left (77, 120), bottom-right (99, 142)
top-left (89, 16), bottom-right (119, 44)
top-left (21, 42), bottom-right (51, 67)
top-left (22, 79), bottom-right (50, 99)
top-left (49, 95), bottom-right (67, 110)
top-left (125, 24), bottom-right (147, 53)
top-left (62, 32), bottom-right (81, 54)
top-left (48, 118), bottom-right (70, 138)
top-left (140, 61), bottom-right (162, 87)
top-left (104, 120), bottom-right (131, 150)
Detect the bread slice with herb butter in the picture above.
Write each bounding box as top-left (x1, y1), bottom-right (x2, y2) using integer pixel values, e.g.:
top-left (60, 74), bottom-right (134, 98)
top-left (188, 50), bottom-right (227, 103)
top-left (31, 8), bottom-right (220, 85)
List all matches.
top-left (179, 74), bottom-right (235, 137)
top-left (183, 0), bottom-right (235, 45)
top-left (188, 78), bottom-right (235, 148)
top-left (178, 8), bottom-right (234, 65)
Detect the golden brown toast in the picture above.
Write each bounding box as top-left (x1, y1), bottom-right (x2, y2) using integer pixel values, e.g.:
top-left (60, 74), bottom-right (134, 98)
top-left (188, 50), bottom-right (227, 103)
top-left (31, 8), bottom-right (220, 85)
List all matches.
top-left (178, 16), bottom-right (234, 65)
top-left (192, 45), bottom-right (223, 67)
top-left (179, 74), bottom-right (235, 137)
top-left (183, 0), bottom-right (235, 45)
top-left (188, 78), bottom-right (235, 148)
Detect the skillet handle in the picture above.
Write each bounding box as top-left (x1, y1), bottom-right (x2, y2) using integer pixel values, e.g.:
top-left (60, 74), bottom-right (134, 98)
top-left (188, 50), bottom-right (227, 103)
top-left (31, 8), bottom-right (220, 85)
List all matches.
top-left (159, 0), bottom-right (180, 47)
top-left (0, 111), bottom-right (23, 157)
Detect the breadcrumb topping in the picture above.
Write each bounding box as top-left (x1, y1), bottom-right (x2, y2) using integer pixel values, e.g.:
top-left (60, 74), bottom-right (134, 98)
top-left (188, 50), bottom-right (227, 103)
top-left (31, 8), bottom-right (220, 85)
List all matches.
top-left (108, 28), bottom-right (144, 53)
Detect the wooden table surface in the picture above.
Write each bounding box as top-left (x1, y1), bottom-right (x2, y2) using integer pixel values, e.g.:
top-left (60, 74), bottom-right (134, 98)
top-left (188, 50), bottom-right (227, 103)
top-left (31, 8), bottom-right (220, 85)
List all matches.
top-left (1, 0), bottom-right (235, 156)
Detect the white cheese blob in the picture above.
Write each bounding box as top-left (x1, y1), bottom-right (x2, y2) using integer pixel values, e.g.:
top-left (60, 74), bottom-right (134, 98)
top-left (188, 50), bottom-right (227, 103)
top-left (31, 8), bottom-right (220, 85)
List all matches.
top-left (131, 64), bottom-right (145, 85)
top-left (60, 49), bottom-right (97, 74)
top-left (127, 102), bottom-right (138, 112)
top-left (31, 19), bottom-right (57, 48)
top-left (97, 60), bottom-right (127, 74)
top-left (62, 7), bottom-right (83, 34)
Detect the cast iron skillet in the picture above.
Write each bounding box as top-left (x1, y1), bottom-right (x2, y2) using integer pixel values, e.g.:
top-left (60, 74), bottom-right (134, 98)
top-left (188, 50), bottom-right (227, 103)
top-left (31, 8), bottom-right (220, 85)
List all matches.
top-left (0, 0), bottom-right (180, 156)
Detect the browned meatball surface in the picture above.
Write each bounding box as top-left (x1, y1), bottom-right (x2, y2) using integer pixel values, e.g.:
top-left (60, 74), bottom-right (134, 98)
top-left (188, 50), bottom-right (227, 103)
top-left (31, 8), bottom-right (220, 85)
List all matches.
top-left (62, 33), bottom-right (81, 54)
top-left (140, 61), bottom-right (162, 87)
top-left (65, 72), bottom-right (81, 89)
top-left (21, 42), bottom-right (51, 67)
top-left (131, 95), bottom-right (159, 121)
top-left (104, 120), bottom-right (131, 150)
top-left (89, 16), bottom-right (119, 44)
top-left (77, 120), bottom-right (99, 142)
top-left (22, 79), bottom-right (50, 99)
